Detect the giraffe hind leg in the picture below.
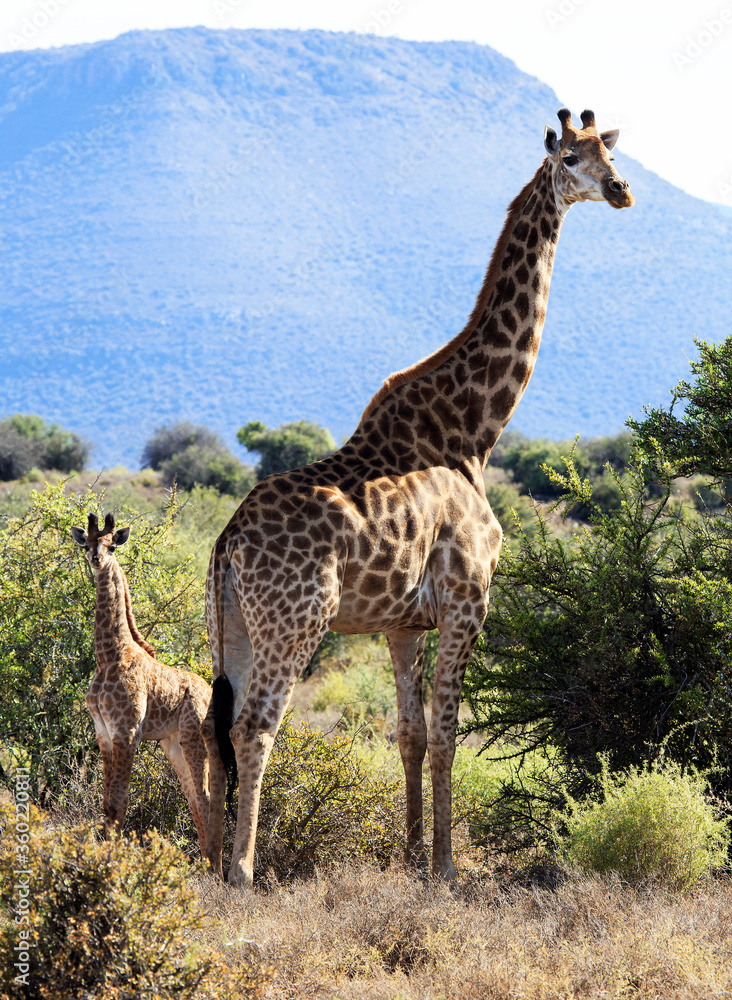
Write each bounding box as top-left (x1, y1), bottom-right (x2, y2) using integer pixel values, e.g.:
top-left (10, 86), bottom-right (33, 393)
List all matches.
top-left (202, 568), bottom-right (253, 879)
top-left (386, 628), bottom-right (429, 871)
top-left (161, 730), bottom-right (208, 857)
top-left (177, 690), bottom-right (212, 857)
top-left (226, 629), bottom-right (331, 889)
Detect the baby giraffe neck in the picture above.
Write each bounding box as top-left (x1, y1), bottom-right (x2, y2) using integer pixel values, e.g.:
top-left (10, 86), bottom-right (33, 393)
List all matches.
top-left (93, 560), bottom-right (135, 664)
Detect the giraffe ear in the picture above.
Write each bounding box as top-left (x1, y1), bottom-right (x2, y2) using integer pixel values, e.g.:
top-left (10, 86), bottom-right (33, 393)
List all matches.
top-left (112, 527), bottom-right (130, 546)
top-left (601, 129), bottom-right (619, 151)
top-left (544, 126), bottom-right (559, 155)
top-left (71, 527), bottom-right (87, 547)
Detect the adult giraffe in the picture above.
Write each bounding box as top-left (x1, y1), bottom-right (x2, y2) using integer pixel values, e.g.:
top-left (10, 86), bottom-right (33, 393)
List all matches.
top-left (203, 108), bottom-right (634, 886)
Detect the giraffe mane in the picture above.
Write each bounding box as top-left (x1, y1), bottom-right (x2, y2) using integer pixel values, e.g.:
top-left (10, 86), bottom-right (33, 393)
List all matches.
top-left (121, 568), bottom-right (157, 658)
top-left (358, 162), bottom-right (546, 424)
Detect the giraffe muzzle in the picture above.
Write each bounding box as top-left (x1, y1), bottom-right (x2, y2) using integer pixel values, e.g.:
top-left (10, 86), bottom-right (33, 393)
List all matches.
top-left (604, 176), bottom-right (634, 209)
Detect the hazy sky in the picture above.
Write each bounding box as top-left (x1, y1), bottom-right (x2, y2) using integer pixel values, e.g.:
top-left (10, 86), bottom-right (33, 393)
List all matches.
top-left (2, 0), bottom-right (731, 205)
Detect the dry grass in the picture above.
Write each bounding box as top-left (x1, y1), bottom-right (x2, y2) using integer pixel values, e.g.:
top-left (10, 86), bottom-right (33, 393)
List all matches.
top-left (194, 863), bottom-right (732, 1000)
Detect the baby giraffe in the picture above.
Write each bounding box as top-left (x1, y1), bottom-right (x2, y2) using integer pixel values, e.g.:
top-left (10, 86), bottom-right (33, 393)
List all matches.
top-left (72, 512), bottom-right (211, 855)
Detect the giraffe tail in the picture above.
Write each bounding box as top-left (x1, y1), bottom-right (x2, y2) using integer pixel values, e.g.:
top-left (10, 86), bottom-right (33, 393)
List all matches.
top-left (212, 675), bottom-right (237, 812)
top-left (211, 534), bottom-right (238, 810)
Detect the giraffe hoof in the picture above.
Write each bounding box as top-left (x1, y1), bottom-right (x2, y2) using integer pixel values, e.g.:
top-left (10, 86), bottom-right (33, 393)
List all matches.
top-left (227, 859), bottom-right (254, 889)
top-left (404, 848), bottom-right (429, 872)
top-left (432, 861), bottom-right (457, 884)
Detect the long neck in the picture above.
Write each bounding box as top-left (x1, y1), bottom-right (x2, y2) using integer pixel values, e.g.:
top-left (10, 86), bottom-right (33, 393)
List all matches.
top-left (354, 160), bottom-right (565, 475)
top-left (93, 559), bottom-right (135, 666)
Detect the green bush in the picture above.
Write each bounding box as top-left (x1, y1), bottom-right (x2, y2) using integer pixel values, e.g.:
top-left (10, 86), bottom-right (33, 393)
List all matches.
top-left (495, 431), bottom-right (633, 514)
top-left (255, 719), bottom-right (401, 879)
top-left (501, 438), bottom-right (580, 498)
top-left (0, 802), bottom-right (268, 999)
top-left (142, 422), bottom-right (254, 496)
top-left (630, 335), bottom-right (732, 484)
top-left (142, 422), bottom-right (220, 469)
top-left (238, 419), bottom-right (335, 480)
top-left (310, 637), bottom-right (397, 727)
top-left (465, 448), bottom-right (732, 796)
top-left (557, 758), bottom-right (730, 890)
top-left (585, 431), bottom-right (634, 474)
top-left (688, 474), bottom-right (727, 511)
top-left (160, 444), bottom-right (254, 496)
top-left (0, 482), bottom-right (209, 798)
top-left (484, 481), bottom-right (534, 538)
top-left (0, 414), bottom-right (89, 480)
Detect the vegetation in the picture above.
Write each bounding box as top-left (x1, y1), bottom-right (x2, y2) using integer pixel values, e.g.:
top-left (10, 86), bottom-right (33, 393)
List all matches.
top-left (0, 414), bottom-right (89, 481)
top-left (238, 419), bottom-right (336, 480)
top-left (557, 757), bottom-right (729, 891)
top-left (254, 718), bottom-right (402, 879)
top-left (464, 336), bottom-right (732, 851)
top-left (1, 338), bottom-right (731, 996)
top-left (142, 422), bottom-right (254, 495)
top-left (493, 429), bottom-right (633, 513)
top-left (631, 335), bottom-right (731, 484)
top-left (483, 480), bottom-right (534, 538)
top-left (207, 862), bottom-right (732, 999)
top-left (0, 482), bottom-right (209, 798)
top-left (310, 636), bottom-right (397, 728)
top-left (0, 802), bottom-right (269, 999)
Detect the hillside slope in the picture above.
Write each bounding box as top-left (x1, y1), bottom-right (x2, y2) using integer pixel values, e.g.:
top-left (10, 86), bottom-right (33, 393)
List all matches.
top-left (1, 28), bottom-right (730, 465)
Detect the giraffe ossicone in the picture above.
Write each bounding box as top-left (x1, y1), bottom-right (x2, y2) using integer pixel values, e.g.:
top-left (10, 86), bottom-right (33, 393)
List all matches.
top-left (72, 511), bottom-right (211, 855)
top-left (202, 108), bottom-right (634, 887)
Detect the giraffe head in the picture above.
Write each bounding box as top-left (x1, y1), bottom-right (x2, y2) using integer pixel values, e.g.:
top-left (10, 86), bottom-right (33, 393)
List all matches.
top-left (543, 108), bottom-right (634, 211)
top-left (71, 512), bottom-right (130, 572)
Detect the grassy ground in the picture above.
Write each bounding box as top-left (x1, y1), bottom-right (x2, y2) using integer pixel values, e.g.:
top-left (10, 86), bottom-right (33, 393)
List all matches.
top-left (198, 863), bottom-right (732, 999)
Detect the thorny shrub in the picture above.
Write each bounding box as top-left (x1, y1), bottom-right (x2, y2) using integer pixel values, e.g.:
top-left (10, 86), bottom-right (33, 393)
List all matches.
top-left (0, 801), bottom-right (270, 1000)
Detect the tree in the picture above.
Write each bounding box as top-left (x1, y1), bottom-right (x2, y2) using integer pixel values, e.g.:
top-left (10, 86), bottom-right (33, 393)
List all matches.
top-left (0, 414), bottom-right (89, 480)
top-left (237, 419), bottom-right (336, 480)
top-left (630, 336), bottom-right (732, 484)
top-left (462, 338), bottom-right (732, 850)
top-left (500, 437), bottom-right (587, 498)
top-left (141, 422), bottom-right (220, 470)
top-left (141, 422), bottom-right (254, 495)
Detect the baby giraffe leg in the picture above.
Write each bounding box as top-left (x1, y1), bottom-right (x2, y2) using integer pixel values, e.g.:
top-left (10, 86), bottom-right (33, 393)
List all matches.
top-left (86, 697), bottom-right (115, 828)
top-left (106, 739), bottom-right (138, 835)
top-left (160, 733), bottom-right (208, 855)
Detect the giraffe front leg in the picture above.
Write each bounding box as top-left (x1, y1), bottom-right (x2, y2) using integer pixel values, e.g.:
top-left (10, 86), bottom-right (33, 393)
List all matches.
top-left (86, 694), bottom-right (115, 833)
top-left (386, 628), bottom-right (428, 871)
top-left (428, 605), bottom-right (486, 881)
top-left (106, 737), bottom-right (139, 836)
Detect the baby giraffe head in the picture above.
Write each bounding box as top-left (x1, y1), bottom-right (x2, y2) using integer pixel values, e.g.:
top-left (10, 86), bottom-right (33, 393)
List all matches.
top-left (71, 513), bottom-right (130, 572)
top-left (544, 107), bottom-right (634, 211)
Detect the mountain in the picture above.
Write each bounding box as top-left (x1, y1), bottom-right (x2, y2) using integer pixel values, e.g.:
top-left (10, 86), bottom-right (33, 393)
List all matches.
top-left (1, 28), bottom-right (730, 467)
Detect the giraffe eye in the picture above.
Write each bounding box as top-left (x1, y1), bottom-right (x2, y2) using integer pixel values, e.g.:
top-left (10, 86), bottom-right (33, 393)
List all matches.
top-left (563, 155), bottom-right (579, 167)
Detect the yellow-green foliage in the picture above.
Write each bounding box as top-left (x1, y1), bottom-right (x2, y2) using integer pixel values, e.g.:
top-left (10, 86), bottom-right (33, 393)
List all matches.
top-left (310, 635), bottom-right (397, 725)
top-left (256, 718), bottom-right (402, 879)
top-left (0, 481), bottom-right (209, 794)
top-left (557, 758), bottom-right (730, 890)
top-left (0, 802), bottom-right (269, 1000)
